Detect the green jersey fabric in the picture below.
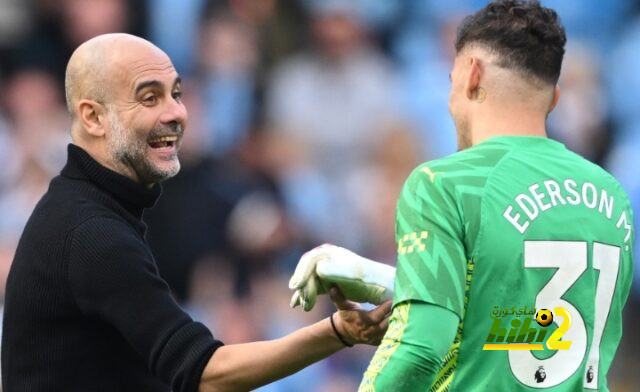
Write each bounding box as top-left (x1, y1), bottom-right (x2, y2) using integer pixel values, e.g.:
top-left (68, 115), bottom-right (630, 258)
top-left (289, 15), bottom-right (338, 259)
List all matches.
top-left (365, 136), bottom-right (634, 391)
top-left (360, 301), bottom-right (459, 392)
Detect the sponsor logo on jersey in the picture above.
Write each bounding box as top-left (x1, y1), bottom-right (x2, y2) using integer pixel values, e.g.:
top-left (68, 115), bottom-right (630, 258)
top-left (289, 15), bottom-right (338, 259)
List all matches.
top-left (586, 366), bottom-right (594, 383)
top-left (535, 366), bottom-right (547, 383)
top-left (420, 166), bottom-right (441, 183)
top-left (482, 306), bottom-right (572, 351)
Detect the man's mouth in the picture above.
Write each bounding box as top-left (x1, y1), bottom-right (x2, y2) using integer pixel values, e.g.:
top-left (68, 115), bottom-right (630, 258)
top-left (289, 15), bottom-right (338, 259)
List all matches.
top-left (148, 135), bottom-right (178, 149)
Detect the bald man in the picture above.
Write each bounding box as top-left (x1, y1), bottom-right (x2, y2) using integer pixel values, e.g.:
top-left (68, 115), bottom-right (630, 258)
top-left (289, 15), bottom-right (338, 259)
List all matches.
top-left (1, 34), bottom-right (391, 392)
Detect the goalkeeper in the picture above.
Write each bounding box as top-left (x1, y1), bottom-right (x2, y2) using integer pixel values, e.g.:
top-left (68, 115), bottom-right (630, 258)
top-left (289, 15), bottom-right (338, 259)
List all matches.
top-left (289, 1), bottom-right (634, 391)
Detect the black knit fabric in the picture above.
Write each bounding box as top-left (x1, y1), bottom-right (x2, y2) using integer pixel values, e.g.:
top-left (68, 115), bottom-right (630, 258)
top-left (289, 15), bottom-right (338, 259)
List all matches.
top-left (2, 144), bottom-right (223, 391)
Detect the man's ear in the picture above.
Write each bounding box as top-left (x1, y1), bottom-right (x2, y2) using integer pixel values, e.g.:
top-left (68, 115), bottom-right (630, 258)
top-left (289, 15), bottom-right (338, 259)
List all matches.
top-left (548, 85), bottom-right (560, 113)
top-left (465, 56), bottom-right (483, 101)
top-left (77, 99), bottom-right (107, 137)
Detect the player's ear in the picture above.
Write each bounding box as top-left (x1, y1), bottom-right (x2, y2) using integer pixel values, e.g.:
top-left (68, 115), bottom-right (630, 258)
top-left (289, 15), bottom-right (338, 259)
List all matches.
top-left (77, 99), bottom-right (107, 138)
top-left (548, 85), bottom-right (560, 113)
top-left (465, 56), bottom-right (483, 102)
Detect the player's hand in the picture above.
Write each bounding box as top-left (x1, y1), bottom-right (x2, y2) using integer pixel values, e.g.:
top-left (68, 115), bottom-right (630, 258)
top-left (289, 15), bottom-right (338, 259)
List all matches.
top-left (330, 287), bottom-right (392, 346)
top-left (289, 244), bottom-right (396, 311)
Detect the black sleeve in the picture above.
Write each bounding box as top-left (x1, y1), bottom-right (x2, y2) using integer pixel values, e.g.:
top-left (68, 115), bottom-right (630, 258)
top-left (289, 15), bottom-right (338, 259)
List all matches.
top-left (67, 217), bottom-right (223, 392)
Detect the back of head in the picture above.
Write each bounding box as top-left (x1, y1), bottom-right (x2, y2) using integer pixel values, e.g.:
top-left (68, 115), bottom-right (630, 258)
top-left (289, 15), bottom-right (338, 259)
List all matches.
top-left (455, 0), bottom-right (566, 87)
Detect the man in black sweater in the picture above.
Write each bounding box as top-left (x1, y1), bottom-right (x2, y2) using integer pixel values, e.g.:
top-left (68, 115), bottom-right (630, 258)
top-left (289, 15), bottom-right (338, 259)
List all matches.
top-left (1, 33), bottom-right (391, 391)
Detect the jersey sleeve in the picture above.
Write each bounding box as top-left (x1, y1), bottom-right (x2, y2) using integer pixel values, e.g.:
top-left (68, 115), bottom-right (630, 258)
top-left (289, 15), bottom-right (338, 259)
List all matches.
top-left (393, 164), bottom-right (468, 317)
top-left (359, 301), bottom-right (458, 391)
top-left (67, 217), bottom-right (223, 392)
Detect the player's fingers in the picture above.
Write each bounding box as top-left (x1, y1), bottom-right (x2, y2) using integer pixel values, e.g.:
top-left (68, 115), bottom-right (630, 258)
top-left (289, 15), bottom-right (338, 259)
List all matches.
top-left (290, 290), bottom-right (301, 308)
top-left (289, 251), bottom-right (317, 289)
top-left (378, 317), bottom-right (389, 332)
top-left (328, 285), bottom-right (344, 303)
top-left (329, 286), bottom-right (359, 311)
top-left (315, 271), bottom-right (332, 295)
top-left (368, 300), bottom-right (393, 323)
top-left (302, 277), bottom-right (318, 311)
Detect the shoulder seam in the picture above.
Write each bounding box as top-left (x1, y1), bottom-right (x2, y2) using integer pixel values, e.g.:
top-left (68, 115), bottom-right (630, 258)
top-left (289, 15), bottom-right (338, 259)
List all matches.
top-left (470, 148), bottom-right (516, 261)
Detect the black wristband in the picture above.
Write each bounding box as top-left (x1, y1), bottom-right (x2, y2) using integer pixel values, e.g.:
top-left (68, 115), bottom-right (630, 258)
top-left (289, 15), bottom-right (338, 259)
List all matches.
top-left (330, 313), bottom-right (353, 347)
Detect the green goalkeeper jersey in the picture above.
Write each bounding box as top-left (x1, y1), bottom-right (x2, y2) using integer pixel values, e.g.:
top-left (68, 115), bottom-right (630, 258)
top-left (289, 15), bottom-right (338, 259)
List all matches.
top-left (364, 136), bottom-right (634, 391)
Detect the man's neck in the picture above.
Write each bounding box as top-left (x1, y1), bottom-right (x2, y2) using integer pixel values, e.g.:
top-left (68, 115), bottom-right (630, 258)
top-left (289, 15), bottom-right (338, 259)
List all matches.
top-left (72, 141), bottom-right (143, 185)
top-left (470, 105), bottom-right (548, 146)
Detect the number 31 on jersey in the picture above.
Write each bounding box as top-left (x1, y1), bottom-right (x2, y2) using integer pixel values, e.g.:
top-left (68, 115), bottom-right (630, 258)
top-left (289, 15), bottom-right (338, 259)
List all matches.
top-left (508, 241), bottom-right (619, 389)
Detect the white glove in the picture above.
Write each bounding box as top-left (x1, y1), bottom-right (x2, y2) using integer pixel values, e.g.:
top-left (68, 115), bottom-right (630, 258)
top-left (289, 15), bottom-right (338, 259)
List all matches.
top-left (289, 244), bottom-right (396, 311)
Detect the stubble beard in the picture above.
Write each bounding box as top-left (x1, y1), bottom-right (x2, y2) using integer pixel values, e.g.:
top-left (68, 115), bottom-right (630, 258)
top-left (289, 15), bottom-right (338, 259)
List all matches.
top-left (106, 109), bottom-right (181, 185)
top-left (455, 116), bottom-right (472, 151)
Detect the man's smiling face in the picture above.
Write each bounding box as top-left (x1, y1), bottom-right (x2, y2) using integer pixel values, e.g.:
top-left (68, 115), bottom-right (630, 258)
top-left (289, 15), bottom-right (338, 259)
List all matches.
top-left (104, 42), bottom-right (187, 185)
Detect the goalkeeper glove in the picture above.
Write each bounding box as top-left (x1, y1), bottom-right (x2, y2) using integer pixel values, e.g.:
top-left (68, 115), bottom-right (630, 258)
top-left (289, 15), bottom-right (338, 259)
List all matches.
top-left (289, 244), bottom-right (396, 311)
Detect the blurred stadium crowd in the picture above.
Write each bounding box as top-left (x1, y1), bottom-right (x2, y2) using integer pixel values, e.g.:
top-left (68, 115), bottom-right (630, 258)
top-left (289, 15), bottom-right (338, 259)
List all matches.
top-left (0, 0), bottom-right (639, 390)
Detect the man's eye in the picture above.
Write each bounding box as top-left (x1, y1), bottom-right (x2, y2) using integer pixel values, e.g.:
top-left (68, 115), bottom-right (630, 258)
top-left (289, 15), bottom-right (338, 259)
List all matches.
top-left (143, 95), bottom-right (157, 104)
top-left (172, 91), bottom-right (182, 100)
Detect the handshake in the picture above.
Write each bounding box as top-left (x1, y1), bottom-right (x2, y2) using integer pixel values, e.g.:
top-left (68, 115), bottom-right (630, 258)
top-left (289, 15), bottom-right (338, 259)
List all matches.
top-left (289, 244), bottom-right (396, 311)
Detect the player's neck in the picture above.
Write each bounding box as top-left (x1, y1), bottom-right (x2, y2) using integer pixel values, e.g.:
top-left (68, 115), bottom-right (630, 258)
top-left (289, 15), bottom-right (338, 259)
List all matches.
top-left (470, 105), bottom-right (547, 145)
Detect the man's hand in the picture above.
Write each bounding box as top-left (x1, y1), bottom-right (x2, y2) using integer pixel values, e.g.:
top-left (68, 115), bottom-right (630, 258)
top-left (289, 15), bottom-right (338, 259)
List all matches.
top-left (330, 287), bottom-right (392, 346)
top-left (289, 244), bottom-right (396, 311)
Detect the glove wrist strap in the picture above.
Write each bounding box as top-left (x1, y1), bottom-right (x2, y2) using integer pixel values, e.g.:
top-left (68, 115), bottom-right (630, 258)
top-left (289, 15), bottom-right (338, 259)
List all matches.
top-left (330, 313), bottom-right (354, 347)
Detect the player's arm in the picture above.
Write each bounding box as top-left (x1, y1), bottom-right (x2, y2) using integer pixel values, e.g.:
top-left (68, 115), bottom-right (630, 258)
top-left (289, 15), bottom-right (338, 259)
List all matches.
top-left (359, 301), bottom-right (458, 391)
top-left (199, 288), bottom-right (392, 392)
top-left (362, 162), bottom-right (467, 390)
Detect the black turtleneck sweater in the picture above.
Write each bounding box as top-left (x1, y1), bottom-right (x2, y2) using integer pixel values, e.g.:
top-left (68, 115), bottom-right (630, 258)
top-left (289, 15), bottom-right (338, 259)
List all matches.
top-left (2, 144), bottom-right (223, 391)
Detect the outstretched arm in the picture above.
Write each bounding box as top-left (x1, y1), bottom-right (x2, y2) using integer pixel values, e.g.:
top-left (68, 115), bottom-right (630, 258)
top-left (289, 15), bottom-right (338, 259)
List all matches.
top-left (359, 301), bottom-right (458, 391)
top-left (199, 288), bottom-right (392, 392)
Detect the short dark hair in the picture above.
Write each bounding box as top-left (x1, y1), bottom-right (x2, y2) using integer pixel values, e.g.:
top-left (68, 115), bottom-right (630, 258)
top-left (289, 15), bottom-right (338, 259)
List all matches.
top-left (455, 0), bottom-right (566, 86)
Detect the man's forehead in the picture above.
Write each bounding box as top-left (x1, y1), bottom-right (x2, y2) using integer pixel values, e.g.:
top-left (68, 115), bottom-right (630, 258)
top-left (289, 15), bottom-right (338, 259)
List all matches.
top-left (125, 49), bottom-right (172, 70)
top-left (111, 51), bottom-right (178, 91)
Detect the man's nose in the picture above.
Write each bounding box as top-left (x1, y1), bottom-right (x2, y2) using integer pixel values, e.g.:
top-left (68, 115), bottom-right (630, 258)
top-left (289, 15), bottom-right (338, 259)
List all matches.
top-left (160, 97), bottom-right (187, 126)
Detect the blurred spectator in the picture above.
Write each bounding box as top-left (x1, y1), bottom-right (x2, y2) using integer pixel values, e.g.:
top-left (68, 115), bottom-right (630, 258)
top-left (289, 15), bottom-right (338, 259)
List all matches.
top-left (10, 0), bottom-right (142, 82)
top-left (147, 0), bottom-right (204, 75)
top-left (223, 0), bottom-right (308, 87)
top-left (0, 69), bottom-right (69, 243)
top-left (547, 42), bottom-right (611, 164)
top-left (198, 10), bottom-right (258, 156)
top-left (61, 0), bottom-right (130, 47)
top-left (193, 0), bottom-right (309, 158)
top-left (392, 12), bottom-right (464, 158)
top-left (0, 0), bottom-right (33, 64)
top-left (265, 0), bottom-right (408, 252)
top-left (607, 17), bottom-right (640, 136)
top-left (0, 69), bottom-right (68, 320)
top-left (360, 127), bottom-right (421, 261)
top-left (542, 0), bottom-right (636, 53)
top-left (606, 15), bottom-right (640, 294)
top-left (0, 113), bottom-right (19, 196)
